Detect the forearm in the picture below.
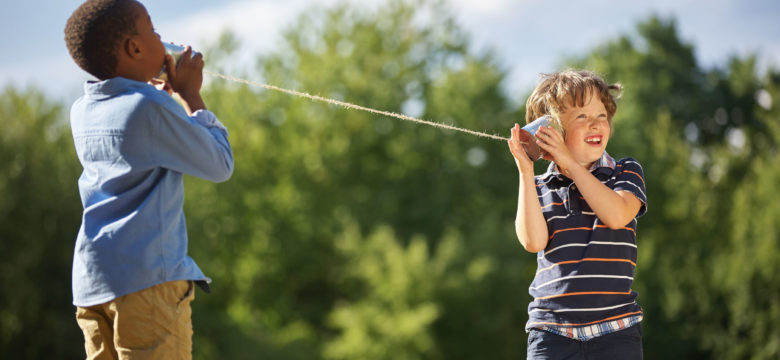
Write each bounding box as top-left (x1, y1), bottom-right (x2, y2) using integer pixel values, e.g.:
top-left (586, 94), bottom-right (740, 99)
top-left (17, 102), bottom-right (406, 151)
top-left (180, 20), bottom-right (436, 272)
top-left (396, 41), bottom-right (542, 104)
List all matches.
top-left (178, 91), bottom-right (207, 116)
top-left (514, 172), bottom-right (548, 252)
top-left (567, 165), bottom-right (638, 229)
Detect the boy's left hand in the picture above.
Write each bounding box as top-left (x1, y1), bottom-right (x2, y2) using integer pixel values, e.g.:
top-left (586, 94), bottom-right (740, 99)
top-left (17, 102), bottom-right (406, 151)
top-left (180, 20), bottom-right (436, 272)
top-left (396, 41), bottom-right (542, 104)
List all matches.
top-left (535, 126), bottom-right (576, 173)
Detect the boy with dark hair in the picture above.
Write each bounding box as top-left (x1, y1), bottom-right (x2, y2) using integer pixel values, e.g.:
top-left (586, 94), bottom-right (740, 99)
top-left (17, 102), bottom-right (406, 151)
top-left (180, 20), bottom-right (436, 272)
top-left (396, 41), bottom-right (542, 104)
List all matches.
top-left (64, 0), bottom-right (234, 358)
top-left (508, 70), bottom-right (646, 359)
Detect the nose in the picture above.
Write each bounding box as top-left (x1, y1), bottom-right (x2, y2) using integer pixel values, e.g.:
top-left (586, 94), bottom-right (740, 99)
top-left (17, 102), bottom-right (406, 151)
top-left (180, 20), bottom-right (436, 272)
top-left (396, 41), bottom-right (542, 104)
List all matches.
top-left (589, 118), bottom-right (600, 129)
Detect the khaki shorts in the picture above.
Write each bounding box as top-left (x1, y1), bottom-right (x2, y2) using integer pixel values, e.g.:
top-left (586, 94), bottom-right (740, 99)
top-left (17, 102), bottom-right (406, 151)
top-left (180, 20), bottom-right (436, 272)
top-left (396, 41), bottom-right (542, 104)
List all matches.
top-left (76, 280), bottom-right (195, 360)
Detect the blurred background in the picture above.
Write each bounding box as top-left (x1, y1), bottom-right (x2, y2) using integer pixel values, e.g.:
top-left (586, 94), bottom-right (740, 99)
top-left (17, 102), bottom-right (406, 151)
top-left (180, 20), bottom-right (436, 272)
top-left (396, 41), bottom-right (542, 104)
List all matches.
top-left (1, 0), bottom-right (779, 358)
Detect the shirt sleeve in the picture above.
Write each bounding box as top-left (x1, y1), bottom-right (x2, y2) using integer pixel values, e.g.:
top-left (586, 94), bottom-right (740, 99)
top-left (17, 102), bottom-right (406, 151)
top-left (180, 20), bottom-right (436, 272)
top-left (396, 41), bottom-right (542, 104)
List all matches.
top-left (148, 96), bottom-right (234, 182)
top-left (613, 158), bottom-right (647, 217)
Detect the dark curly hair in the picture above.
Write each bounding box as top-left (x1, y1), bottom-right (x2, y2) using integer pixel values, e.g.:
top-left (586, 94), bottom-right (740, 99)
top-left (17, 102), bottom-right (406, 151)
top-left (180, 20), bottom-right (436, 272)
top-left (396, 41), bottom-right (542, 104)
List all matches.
top-left (64, 0), bottom-right (141, 80)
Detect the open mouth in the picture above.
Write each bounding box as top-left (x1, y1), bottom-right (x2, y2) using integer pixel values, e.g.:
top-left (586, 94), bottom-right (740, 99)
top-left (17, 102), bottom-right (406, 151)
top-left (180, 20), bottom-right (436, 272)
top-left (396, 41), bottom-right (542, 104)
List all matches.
top-left (584, 135), bottom-right (603, 145)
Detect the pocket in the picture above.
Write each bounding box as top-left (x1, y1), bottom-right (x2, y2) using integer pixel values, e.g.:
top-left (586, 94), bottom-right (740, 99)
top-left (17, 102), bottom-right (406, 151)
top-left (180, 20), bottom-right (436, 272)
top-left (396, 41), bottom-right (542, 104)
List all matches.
top-left (177, 280), bottom-right (195, 306)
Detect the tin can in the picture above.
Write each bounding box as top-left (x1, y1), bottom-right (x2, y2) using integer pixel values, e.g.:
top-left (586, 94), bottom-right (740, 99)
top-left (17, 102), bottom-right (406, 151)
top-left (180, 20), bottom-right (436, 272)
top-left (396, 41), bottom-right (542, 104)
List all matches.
top-left (517, 115), bottom-right (561, 161)
top-left (156, 42), bottom-right (190, 81)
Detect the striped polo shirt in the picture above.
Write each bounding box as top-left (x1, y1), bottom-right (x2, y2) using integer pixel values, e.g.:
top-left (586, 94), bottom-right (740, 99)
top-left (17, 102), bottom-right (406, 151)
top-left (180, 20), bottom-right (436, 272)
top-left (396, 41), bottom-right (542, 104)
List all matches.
top-left (526, 152), bottom-right (647, 340)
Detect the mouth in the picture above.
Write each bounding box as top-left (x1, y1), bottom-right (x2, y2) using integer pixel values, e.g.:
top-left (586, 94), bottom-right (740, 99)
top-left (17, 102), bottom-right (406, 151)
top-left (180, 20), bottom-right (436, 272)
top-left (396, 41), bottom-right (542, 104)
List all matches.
top-left (584, 135), bottom-right (603, 146)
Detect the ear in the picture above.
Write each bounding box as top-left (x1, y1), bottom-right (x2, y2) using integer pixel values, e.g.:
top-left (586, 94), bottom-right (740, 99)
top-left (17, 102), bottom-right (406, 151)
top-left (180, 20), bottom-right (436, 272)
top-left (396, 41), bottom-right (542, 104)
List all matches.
top-left (123, 37), bottom-right (142, 60)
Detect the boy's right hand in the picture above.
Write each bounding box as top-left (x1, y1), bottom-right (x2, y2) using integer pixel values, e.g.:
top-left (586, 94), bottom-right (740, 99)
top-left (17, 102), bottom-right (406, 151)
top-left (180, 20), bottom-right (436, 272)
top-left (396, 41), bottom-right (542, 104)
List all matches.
top-left (508, 123), bottom-right (534, 175)
top-left (164, 46), bottom-right (206, 114)
top-left (165, 46), bottom-right (203, 96)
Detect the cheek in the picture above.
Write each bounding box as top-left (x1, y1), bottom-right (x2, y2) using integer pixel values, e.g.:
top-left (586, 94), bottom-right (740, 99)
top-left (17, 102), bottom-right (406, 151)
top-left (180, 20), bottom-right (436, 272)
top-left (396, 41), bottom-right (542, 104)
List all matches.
top-left (563, 128), bottom-right (582, 147)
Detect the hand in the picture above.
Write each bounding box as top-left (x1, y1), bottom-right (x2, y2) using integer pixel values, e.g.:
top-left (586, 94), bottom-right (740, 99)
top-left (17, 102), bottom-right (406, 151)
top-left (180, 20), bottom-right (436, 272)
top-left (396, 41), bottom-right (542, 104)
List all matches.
top-left (163, 46), bottom-right (206, 114)
top-left (535, 126), bottom-right (575, 174)
top-left (164, 46), bottom-right (204, 100)
top-left (508, 123), bottom-right (534, 175)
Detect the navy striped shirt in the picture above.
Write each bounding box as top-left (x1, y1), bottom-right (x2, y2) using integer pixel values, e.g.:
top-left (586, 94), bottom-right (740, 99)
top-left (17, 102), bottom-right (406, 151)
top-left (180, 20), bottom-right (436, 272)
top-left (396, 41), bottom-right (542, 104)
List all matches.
top-left (526, 153), bottom-right (647, 334)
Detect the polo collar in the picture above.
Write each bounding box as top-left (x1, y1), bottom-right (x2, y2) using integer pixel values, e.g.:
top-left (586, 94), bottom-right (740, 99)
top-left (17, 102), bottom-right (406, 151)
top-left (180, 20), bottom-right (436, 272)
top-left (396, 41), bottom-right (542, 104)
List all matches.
top-left (540, 151), bottom-right (616, 181)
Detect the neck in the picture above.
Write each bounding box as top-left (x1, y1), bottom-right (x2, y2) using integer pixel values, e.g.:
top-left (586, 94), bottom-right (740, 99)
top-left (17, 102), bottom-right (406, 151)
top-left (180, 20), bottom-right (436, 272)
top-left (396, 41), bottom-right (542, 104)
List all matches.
top-left (113, 58), bottom-right (153, 83)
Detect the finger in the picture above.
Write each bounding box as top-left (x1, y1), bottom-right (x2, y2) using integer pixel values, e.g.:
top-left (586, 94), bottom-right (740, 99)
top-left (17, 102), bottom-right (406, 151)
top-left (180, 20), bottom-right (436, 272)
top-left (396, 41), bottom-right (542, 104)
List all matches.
top-left (508, 134), bottom-right (526, 155)
top-left (194, 55), bottom-right (204, 69)
top-left (192, 51), bottom-right (203, 63)
top-left (536, 127), bottom-right (559, 145)
top-left (535, 132), bottom-right (551, 147)
top-left (536, 138), bottom-right (553, 151)
top-left (511, 130), bottom-right (528, 146)
top-left (508, 141), bottom-right (531, 165)
top-left (508, 139), bottom-right (521, 154)
top-left (546, 126), bottom-right (564, 142)
top-left (164, 54), bottom-right (176, 78)
top-left (178, 46), bottom-right (193, 68)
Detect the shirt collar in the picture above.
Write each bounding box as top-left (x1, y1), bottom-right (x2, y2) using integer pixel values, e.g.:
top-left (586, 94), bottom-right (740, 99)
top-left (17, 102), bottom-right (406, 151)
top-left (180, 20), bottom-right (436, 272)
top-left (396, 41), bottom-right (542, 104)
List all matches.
top-left (541, 151), bottom-right (616, 180)
top-left (83, 77), bottom-right (150, 99)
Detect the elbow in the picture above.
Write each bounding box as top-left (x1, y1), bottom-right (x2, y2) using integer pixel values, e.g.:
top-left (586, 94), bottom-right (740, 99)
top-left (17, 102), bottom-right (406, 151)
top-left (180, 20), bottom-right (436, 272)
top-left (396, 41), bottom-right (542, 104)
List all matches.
top-left (516, 230), bottom-right (546, 253)
top-left (211, 160), bottom-right (234, 183)
top-left (515, 222), bottom-right (547, 253)
top-left (601, 216), bottom-right (631, 230)
top-left (522, 242), bottom-right (545, 253)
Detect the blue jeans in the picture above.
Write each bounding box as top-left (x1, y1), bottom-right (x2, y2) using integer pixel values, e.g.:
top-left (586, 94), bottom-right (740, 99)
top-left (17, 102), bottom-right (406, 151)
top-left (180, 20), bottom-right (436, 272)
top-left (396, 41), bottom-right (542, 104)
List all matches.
top-left (527, 324), bottom-right (643, 360)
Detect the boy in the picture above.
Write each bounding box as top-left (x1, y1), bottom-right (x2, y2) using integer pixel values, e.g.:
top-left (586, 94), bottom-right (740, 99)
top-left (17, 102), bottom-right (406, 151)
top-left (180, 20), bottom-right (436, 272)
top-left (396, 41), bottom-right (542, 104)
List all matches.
top-left (507, 70), bottom-right (646, 359)
top-left (64, 0), bottom-right (233, 358)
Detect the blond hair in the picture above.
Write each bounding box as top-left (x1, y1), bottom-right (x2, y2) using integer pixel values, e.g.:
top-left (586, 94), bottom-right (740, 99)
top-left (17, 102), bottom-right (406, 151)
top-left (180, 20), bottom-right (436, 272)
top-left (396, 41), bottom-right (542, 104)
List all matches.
top-left (525, 70), bottom-right (622, 129)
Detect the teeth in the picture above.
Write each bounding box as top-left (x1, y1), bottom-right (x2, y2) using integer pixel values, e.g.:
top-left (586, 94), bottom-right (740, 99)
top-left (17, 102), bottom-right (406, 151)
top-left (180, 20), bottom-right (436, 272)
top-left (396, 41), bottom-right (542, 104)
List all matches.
top-left (585, 138), bottom-right (600, 143)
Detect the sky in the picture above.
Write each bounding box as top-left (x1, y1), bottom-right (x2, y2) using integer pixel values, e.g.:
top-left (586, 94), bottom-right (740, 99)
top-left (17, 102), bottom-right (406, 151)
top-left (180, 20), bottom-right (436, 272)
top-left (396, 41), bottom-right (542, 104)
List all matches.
top-left (1, 0), bottom-right (778, 104)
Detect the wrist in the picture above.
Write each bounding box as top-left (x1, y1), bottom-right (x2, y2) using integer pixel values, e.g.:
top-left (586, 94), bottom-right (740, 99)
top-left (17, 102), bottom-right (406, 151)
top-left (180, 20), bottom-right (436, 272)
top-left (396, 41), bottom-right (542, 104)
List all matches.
top-left (516, 161), bottom-right (534, 175)
top-left (177, 91), bottom-right (206, 114)
top-left (563, 163), bottom-right (588, 180)
top-left (518, 167), bottom-right (536, 181)
top-left (177, 89), bottom-right (201, 102)
top-left (554, 157), bottom-right (576, 176)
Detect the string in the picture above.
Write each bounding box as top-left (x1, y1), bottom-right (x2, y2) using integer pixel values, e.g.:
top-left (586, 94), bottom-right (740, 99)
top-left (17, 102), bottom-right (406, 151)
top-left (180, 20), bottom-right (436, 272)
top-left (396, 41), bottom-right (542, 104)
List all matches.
top-left (204, 70), bottom-right (511, 142)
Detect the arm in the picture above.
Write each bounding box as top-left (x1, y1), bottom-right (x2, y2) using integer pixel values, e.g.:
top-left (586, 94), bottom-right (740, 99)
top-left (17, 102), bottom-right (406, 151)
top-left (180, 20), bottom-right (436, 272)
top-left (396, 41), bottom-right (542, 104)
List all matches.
top-left (535, 126), bottom-right (642, 229)
top-left (151, 103), bottom-right (234, 182)
top-left (563, 165), bottom-right (642, 229)
top-left (508, 124), bottom-right (549, 252)
top-left (150, 47), bottom-right (233, 182)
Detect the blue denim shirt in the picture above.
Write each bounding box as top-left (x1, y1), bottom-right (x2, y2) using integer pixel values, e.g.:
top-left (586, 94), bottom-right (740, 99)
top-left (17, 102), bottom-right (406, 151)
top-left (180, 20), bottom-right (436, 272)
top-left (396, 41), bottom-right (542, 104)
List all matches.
top-left (70, 77), bottom-right (233, 306)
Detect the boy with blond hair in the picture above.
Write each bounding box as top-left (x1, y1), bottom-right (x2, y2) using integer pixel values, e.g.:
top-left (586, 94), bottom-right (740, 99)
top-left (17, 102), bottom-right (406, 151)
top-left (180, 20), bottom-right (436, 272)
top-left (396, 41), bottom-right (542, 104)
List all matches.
top-left (64, 0), bottom-right (233, 358)
top-left (508, 70), bottom-right (646, 359)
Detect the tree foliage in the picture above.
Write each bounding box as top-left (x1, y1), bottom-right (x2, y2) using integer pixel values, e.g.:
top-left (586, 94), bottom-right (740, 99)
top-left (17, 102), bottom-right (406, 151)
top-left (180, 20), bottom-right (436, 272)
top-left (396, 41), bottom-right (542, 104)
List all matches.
top-left (1, 1), bottom-right (778, 359)
top-left (0, 87), bottom-right (83, 359)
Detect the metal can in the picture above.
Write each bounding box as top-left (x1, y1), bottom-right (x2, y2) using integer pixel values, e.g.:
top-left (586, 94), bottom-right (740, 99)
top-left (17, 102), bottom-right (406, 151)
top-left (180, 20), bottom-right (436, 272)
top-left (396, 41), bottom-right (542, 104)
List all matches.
top-left (156, 42), bottom-right (189, 81)
top-left (517, 115), bottom-right (562, 161)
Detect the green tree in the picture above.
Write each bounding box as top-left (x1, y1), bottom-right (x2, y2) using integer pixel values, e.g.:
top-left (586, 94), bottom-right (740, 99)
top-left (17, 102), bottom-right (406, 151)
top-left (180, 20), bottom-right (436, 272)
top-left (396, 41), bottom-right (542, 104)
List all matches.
top-left (2, 2), bottom-right (778, 359)
top-left (186, 1), bottom-right (528, 358)
top-left (0, 87), bottom-right (83, 358)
